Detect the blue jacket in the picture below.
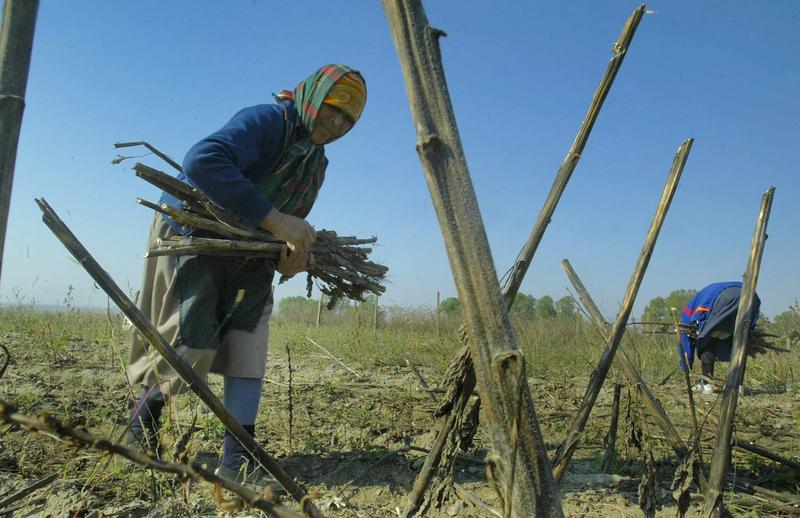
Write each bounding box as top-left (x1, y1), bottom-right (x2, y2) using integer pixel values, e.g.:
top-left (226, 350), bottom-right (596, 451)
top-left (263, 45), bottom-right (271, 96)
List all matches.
top-left (679, 282), bottom-right (761, 370)
top-left (160, 99), bottom-right (297, 233)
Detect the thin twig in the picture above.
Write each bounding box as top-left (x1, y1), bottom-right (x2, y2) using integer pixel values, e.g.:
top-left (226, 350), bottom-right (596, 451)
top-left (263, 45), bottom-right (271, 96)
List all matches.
top-left (0, 400), bottom-right (305, 518)
top-left (405, 357), bottom-right (437, 402)
top-left (0, 472), bottom-right (58, 511)
top-left (305, 337), bottom-right (361, 379)
top-left (0, 343), bottom-right (10, 380)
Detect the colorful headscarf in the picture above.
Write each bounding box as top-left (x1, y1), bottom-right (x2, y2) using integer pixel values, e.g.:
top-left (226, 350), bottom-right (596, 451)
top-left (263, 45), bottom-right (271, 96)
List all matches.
top-left (323, 72), bottom-right (367, 123)
top-left (258, 64), bottom-right (366, 218)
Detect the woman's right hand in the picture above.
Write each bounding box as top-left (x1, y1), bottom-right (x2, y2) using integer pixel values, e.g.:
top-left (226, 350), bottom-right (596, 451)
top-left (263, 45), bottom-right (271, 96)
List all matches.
top-left (259, 208), bottom-right (316, 252)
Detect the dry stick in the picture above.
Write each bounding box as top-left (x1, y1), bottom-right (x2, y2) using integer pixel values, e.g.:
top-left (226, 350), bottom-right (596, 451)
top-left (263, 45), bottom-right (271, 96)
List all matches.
top-left (0, 342), bottom-right (10, 380)
top-left (600, 383), bottom-right (622, 473)
top-left (551, 138), bottom-right (693, 482)
top-left (0, 401), bottom-right (304, 518)
top-left (34, 198), bottom-right (324, 518)
top-left (702, 187), bottom-right (775, 518)
top-left (0, 472), bottom-right (57, 511)
top-left (671, 306), bottom-right (708, 490)
top-left (405, 358), bottom-right (438, 403)
top-left (138, 198), bottom-right (273, 242)
top-left (305, 336), bottom-right (361, 379)
top-left (561, 259), bottom-right (689, 459)
top-left (401, 6), bottom-right (646, 516)
top-left (501, 4), bottom-right (646, 308)
top-left (382, 0), bottom-right (563, 517)
top-left (382, 1), bottom-right (564, 516)
top-left (453, 484), bottom-right (502, 518)
top-left (114, 141), bottom-right (183, 172)
top-left (0, 0), bottom-right (38, 279)
top-left (733, 438), bottom-right (800, 471)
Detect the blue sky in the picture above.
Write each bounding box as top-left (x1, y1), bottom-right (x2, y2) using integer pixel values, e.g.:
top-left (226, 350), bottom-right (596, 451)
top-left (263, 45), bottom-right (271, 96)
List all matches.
top-left (1, 1), bottom-right (798, 319)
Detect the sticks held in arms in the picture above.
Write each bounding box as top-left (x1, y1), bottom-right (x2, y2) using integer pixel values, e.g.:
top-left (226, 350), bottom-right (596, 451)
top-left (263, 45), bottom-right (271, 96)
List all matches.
top-left (125, 160), bottom-right (387, 308)
top-left (34, 198), bottom-right (325, 518)
top-left (702, 187), bottom-right (775, 518)
top-left (382, 1), bottom-right (563, 516)
top-left (551, 138), bottom-right (693, 482)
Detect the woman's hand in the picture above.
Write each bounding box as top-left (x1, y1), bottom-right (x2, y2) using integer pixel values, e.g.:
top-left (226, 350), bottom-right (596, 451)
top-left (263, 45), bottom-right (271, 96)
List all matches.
top-left (276, 245), bottom-right (312, 277)
top-left (259, 208), bottom-right (316, 252)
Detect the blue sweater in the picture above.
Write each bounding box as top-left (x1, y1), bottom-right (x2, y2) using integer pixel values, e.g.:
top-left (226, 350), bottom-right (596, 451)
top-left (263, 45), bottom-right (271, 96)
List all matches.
top-left (160, 99), bottom-right (297, 233)
top-left (679, 282), bottom-right (761, 370)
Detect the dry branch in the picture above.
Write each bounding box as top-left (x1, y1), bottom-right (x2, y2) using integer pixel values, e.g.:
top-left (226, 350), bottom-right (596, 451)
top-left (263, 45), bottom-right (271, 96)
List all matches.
top-left (305, 336), bottom-right (362, 379)
top-left (0, 400), bottom-right (306, 518)
top-left (382, 0), bottom-right (563, 516)
top-left (401, 5), bottom-right (646, 514)
top-left (702, 188), bottom-right (775, 518)
top-left (34, 198), bottom-right (324, 517)
top-left (551, 138), bottom-right (693, 481)
top-left (122, 159), bottom-right (387, 306)
top-left (561, 258), bottom-right (689, 459)
top-left (733, 439), bottom-right (800, 471)
top-left (0, 472), bottom-right (57, 512)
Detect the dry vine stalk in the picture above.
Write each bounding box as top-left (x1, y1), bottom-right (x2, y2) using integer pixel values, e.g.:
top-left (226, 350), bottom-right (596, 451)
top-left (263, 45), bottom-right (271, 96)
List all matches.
top-left (382, 0), bottom-right (564, 516)
top-left (35, 198), bottom-right (324, 517)
top-left (401, 5), bottom-right (647, 515)
top-left (0, 400), bottom-right (306, 518)
top-left (703, 188), bottom-right (775, 518)
top-left (115, 146), bottom-right (387, 308)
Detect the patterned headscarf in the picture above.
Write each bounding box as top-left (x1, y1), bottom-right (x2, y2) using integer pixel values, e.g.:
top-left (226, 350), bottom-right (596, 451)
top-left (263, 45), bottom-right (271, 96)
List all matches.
top-left (257, 64), bottom-right (366, 218)
top-left (323, 72), bottom-right (367, 124)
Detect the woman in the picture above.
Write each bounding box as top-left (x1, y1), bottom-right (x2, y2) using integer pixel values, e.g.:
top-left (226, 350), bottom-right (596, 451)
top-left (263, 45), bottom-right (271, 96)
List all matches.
top-left (125, 64), bottom-right (366, 489)
top-left (678, 281), bottom-right (761, 393)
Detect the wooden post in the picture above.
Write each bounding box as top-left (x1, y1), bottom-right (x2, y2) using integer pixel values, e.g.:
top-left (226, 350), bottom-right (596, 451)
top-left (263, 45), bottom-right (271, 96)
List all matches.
top-left (561, 259), bottom-right (688, 458)
top-left (551, 138), bottom-right (693, 481)
top-left (601, 383), bottom-right (622, 473)
top-left (373, 294), bottom-right (379, 331)
top-left (435, 290), bottom-right (440, 333)
top-left (0, 0), bottom-right (38, 279)
top-left (316, 294), bottom-right (323, 327)
top-left (401, 6), bottom-right (646, 514)
top-left (382, 1), bottom-right (563, 516)
top-left (35, 199), bottom-right (324, 518)
top-left (703, 188), bottom-right (775, 518)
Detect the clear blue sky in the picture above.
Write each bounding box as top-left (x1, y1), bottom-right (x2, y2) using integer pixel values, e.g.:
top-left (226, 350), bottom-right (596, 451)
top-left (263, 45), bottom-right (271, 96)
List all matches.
top-left (1, 1), bottom-right (798, 320)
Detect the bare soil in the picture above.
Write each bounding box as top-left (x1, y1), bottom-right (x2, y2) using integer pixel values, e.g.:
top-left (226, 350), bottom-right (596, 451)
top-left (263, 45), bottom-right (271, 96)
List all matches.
top-left (1, 328), bottom-right (798, 517)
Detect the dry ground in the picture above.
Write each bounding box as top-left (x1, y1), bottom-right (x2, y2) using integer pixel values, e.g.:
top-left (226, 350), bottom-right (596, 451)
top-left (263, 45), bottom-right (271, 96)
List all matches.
top-left (1, 309), bottom-right (798, 517)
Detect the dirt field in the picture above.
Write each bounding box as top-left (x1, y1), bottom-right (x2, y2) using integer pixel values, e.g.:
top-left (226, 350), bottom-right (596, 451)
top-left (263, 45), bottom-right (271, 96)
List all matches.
top-left (1, 311), bottom-right (798, 517)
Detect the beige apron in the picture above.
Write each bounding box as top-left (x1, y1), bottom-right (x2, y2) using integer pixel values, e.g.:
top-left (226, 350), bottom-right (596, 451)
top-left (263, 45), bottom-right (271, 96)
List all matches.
top-left (126, 215), bottom-right (273, 398)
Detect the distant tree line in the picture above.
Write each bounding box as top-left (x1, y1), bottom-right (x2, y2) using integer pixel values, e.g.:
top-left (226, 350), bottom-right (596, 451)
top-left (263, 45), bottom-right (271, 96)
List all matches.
top-left (641, 289), bottom-right (800, 341)
top-left (439, 293), bottom-right (577, 321)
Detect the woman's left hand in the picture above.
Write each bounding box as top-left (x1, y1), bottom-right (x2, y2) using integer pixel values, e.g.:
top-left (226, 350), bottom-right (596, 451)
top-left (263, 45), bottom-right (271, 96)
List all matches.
top-left (277, 245), bottom-right (312, 277)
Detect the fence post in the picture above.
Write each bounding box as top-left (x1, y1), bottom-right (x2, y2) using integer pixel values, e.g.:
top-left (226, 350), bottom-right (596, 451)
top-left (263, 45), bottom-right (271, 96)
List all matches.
top-left (315, 294), bottom-right (323, 327)
top-left (373, 294), bottom-right (379, 331)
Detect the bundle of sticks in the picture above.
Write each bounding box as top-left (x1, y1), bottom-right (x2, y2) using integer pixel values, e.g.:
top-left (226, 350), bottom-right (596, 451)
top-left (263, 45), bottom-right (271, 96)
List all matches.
top-left (630, 321), bottom-right (790, 356)
top-left (114, 142), bottom-right (387, 308)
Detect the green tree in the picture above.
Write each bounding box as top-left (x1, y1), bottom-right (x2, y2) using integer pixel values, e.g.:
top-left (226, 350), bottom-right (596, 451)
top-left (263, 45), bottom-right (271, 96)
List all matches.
top-left (511, 292), bottom-right (537, 318)
top-left (277, 295), bottom-right (317, 323)
top-left (555, 296), bottom-right (576, 320)
top-left (642, 296), bottom-right (668, 322)
top-left (771, 302), bottom-right (800, 338)
top-left (535, 295), bottom-right (556, 320)
top-left (439, 297), bottom-right (460, 317)
top-left (642, 289), bottom-right (697, 322)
